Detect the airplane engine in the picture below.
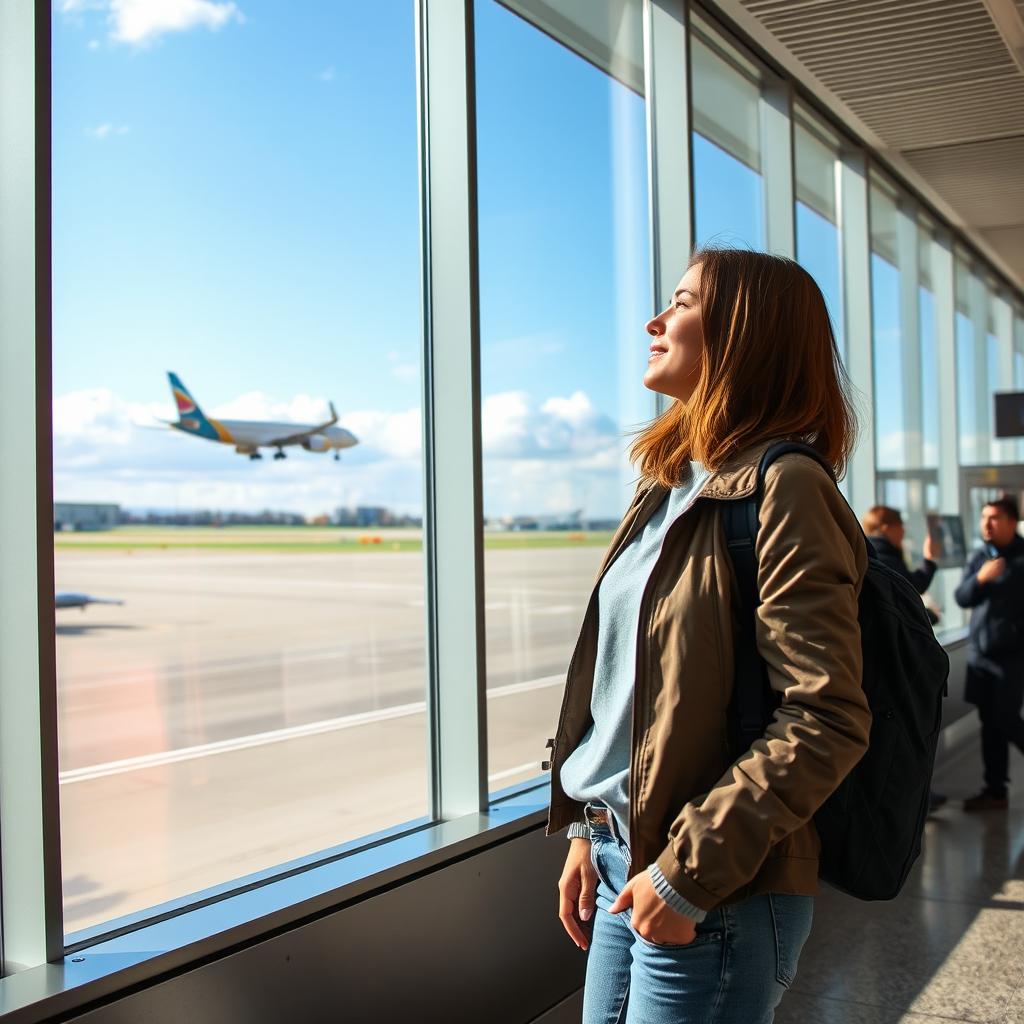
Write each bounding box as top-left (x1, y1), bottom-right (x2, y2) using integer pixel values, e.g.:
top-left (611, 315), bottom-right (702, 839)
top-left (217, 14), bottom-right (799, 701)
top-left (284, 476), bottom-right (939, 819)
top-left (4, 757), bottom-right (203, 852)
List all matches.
top-left (302, 434), bottom-right (329, 452)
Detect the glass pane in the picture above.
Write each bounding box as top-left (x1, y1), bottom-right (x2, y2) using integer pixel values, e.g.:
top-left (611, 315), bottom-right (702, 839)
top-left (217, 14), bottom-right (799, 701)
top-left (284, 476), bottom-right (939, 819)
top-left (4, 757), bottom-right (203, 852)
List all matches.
top-left (53, 1), bottom-right (427, 937)
top-left (1015, 311), bottom-right (1024, 463)
top-left (475, 0), bottom-right (651, 791)
top-left (691, 34), bottom-right (764, 249)
top-left (794, 118), bottom-right (837, 224)
top-left (956, 258), bottom-right (999, 466)
top-left (869, 185), bottom-right (949, 629)
top-left (795, 116), bottom-right (843, 355)
top-left (871, 248), bottom-right (905, 470)
top-left (957, 303), bottom-right (980, 464)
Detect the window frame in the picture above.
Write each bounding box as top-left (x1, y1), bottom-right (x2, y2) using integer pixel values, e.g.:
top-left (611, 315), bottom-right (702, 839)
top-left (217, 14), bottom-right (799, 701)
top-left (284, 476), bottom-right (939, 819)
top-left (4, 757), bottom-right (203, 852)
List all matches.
top-left (0, 2), bottom-right (1021, 1016)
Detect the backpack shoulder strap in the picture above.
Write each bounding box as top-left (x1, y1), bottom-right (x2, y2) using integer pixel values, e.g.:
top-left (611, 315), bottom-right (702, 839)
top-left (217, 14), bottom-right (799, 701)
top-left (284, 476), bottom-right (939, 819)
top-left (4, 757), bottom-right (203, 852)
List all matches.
top-left (723, 441), bottom-right (835, 749)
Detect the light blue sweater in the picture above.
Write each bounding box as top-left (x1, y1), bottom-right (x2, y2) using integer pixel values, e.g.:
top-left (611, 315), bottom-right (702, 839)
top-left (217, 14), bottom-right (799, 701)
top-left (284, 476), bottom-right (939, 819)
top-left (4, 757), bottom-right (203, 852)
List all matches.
top-left (560, 462), bottom-right (711, 922)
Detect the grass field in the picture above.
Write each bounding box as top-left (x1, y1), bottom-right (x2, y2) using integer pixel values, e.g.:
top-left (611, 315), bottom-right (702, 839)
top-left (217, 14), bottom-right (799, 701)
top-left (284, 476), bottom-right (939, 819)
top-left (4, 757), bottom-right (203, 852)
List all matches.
top-left (54, 526), bottom-right (616, 553)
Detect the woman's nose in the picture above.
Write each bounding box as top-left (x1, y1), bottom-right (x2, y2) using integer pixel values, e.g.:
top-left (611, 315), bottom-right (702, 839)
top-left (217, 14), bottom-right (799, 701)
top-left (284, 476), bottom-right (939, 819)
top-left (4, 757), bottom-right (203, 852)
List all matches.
top-left (646, 317), bottom-right (663, 336)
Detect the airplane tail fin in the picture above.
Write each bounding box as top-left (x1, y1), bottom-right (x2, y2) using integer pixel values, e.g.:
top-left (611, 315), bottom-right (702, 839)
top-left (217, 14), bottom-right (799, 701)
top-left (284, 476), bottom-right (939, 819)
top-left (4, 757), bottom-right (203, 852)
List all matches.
top-left (167, 372), bottom-right (214, 434)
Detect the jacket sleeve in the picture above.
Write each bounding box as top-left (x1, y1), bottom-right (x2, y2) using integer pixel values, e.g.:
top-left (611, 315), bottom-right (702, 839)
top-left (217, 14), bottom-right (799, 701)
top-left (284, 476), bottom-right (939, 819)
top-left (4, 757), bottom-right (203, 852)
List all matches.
top-left (954, 553), bottom-right (987, 608)
top-left (908, 559), bottom-right (937, 595)
top-left (653, 455), bottom-right (870, 910)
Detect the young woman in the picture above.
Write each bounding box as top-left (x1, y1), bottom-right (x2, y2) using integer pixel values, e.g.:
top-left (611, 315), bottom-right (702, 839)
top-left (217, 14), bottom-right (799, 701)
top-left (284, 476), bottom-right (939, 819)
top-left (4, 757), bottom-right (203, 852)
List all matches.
top-left (548, 248), bottom-right (870, 1023)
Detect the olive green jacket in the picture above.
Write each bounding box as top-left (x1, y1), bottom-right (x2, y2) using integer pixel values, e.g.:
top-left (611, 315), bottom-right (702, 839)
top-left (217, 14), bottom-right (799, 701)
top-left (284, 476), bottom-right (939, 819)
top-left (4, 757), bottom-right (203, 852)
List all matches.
top-left (546, 440), bottom-right (871, 913)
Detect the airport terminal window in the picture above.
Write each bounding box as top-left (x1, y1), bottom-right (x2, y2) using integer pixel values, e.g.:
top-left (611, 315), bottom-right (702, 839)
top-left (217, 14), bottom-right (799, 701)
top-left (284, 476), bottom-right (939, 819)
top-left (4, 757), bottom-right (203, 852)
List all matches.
top-left (475, 0), bottom-right (652, 790)
top-left (870, 183), bottom-right (951, 625)
top-left (989, 290), bottom-right (1016, 465)
top-left (1016, 310), bottom-right (1024, 462)
top-left (690, 28), bottom-right (765, 250)
top-left (956, 256), bottom-right (1002, 467)
top-left (794, 111), bottom-right (844, 354)
top-left (52, 2), bottom-right (428, 937)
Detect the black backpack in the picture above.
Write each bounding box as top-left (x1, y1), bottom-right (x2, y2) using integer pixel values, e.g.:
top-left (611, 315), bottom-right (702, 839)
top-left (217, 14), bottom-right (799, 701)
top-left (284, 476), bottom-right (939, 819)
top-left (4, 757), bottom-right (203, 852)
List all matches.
top-left (723, 441), bottom-right (950, 901)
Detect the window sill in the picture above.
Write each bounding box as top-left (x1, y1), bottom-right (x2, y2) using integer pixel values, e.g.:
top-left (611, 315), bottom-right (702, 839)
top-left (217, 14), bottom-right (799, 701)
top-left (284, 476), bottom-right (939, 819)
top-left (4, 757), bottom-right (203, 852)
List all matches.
top-left (0, 779), bottom-right (551, 1024)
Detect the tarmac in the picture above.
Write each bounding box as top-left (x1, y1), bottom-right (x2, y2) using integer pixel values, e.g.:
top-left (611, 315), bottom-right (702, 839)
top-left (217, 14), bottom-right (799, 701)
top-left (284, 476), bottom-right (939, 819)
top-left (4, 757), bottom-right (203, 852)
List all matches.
top-left (55, 543), bottom-right (600, 934)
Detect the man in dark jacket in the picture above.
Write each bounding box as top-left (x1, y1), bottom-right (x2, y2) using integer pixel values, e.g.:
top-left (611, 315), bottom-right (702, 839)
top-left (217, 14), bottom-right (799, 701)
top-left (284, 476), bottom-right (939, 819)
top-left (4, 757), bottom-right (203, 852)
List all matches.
top-left (863, 506), bottom-right (944, 811)
top-left (954, 496), bottom-right (1024, 811)
top-left (863, 505), bottom-right (938, 598)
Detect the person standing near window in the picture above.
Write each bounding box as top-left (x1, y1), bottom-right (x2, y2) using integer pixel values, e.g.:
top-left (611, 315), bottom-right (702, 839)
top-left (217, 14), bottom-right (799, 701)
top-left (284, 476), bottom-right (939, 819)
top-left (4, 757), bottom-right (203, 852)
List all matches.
top-left (955, 497), bottom-right (1024, 811)
top-left (862, 505), bottom-right (938, 598)
top-left (548, 248), bottom-right (871, 1024)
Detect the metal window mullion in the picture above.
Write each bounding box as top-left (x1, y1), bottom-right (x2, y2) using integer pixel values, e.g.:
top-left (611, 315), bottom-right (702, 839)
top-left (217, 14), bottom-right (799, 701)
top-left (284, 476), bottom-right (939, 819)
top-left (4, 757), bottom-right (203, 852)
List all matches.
top-left (932, 234), bottom-right (959, 510)
top-left (931, 230), bottom-right (961, 623)
top-left (645, 0), bottom-right (693, 419)
top-left (896, 201), bottom-right (923, 469)
top-left (838, 148), bottom-right (874, 510)
top-left (761, 75), bottom-right (794, 258)
top-left (0, 0), bottom-right (64, 972)
top-left (416, 0), bottom-right (488, 821)
top-left (969, 268), bottom-right (991, 464)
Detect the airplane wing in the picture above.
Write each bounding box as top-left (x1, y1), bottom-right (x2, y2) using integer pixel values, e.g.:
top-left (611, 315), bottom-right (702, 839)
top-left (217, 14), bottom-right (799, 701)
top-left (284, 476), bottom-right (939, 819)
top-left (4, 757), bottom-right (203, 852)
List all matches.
top-left (267, 402), bottom-right (339, 447)
top-left (56, 592), bottom-right (125, 610)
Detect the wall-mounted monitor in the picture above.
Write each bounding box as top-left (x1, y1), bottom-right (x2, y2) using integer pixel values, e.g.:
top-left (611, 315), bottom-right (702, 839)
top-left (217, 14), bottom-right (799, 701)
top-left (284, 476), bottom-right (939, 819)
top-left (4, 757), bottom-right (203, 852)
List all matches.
top-left (994, 392), bottom-right (1024, 438)
top-left (925, 513), bottom-right (967, 569)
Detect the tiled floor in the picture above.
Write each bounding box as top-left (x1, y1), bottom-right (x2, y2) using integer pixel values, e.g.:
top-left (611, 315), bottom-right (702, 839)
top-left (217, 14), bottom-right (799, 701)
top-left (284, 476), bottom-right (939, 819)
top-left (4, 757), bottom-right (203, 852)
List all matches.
top-left (776, 727), bottom-right (1024, 1024)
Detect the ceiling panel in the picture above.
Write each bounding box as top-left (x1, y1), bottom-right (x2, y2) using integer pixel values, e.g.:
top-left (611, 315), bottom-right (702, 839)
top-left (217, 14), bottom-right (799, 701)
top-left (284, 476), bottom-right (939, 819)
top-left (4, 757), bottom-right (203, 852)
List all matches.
top-left (733, 0), bottom-right (1024, 288)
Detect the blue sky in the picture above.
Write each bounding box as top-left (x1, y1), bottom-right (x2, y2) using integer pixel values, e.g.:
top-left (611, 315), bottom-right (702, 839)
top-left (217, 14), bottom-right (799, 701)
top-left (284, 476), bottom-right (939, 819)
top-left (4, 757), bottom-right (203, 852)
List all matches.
top-left (52, 0), bottom-right (846, 519)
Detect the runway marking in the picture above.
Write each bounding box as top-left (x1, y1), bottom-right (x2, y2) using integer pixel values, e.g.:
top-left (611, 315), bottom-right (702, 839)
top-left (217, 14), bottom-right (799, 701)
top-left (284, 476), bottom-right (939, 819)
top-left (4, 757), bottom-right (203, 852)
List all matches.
top-left (59, 673), bottom-right (565, 785)
top-left (488, 760), bottom-right (544, 783)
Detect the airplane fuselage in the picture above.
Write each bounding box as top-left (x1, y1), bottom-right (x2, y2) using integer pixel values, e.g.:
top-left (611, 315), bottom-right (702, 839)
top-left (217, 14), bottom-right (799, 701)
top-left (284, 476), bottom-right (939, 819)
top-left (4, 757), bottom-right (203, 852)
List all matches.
top-left (171, 418), bottom-right (358, 453)
top-left (164, 373), bottom-right (358, 458)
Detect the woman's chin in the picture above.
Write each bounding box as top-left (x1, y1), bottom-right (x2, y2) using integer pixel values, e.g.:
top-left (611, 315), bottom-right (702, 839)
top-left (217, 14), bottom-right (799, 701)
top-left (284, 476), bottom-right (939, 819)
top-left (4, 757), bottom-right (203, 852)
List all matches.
top-left (643, 367), bottom-right (671, 395)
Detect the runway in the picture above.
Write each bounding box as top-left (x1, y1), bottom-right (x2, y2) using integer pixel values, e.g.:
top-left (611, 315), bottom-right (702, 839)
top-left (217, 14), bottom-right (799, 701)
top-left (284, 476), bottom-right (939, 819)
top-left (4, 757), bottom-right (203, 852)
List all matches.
top-left (55, 543), bottom-right (603, 934)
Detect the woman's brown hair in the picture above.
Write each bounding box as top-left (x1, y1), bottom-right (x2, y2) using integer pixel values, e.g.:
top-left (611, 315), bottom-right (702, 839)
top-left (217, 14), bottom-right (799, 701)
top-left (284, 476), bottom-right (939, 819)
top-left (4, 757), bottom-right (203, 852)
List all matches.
top-left (630, 247), bottom-right (857, 487)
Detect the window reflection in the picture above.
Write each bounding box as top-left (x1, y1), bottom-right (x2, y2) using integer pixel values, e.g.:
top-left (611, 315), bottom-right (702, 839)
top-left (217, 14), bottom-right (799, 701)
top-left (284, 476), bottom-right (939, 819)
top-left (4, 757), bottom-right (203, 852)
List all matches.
top-left (691, 32), bottom-right (765, 249)
top-left (475, 0), bottom-right (651, 791)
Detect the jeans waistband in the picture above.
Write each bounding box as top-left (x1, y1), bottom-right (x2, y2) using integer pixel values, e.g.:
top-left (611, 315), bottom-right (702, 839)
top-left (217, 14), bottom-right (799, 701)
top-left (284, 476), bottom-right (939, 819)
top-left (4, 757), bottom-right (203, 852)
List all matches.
top-left (584, 802), bottom-right (625, 845)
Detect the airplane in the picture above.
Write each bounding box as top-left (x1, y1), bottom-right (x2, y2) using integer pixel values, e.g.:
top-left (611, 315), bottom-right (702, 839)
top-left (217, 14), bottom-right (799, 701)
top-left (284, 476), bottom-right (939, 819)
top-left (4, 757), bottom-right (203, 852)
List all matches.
top-left (164, 373), bottom-right (359, 461)
top-left (56, 592), bottom-right (124, 610)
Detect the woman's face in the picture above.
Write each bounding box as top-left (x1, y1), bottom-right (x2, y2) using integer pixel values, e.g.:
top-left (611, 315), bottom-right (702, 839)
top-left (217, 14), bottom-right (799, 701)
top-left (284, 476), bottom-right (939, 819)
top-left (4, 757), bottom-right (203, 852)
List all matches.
top-left (643, 263), bottom-right (704, 403)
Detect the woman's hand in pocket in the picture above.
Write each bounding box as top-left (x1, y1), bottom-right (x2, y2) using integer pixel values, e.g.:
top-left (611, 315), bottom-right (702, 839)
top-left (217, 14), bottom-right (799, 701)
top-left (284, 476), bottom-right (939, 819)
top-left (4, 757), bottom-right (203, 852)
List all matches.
top-left (558, 838), bottom-right (598, 950)
top-left (609, 871), bottom-right (697, 946)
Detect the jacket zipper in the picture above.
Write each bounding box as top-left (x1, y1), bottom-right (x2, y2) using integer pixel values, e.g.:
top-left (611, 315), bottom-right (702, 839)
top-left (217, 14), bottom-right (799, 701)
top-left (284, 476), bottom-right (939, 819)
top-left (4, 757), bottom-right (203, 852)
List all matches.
top-left (626, 497), bottom-right (708, 867)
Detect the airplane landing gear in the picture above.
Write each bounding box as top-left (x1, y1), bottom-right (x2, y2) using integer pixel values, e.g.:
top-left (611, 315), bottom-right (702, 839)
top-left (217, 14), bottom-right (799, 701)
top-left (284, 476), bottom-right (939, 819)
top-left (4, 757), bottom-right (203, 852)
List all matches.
top-left (333, 452), bottom-right (341, 462)
top-left (273, 448), bottom-right (287, 460)
top-left (248, 452), bottom-right (263, 461)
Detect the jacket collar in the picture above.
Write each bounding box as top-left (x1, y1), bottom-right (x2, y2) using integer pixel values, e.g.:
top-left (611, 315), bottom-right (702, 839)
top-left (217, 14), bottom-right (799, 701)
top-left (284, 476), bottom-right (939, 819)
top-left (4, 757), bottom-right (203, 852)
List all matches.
top-left (601, 440), bottom-right (785, 575)
top-left (637, 438), bottom-right (782, 506)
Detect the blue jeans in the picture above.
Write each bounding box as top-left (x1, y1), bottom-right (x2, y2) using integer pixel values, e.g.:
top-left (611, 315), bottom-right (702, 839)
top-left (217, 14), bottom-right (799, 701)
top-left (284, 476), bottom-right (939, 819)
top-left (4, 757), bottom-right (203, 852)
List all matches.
top-left (583, 816), bottom-right (813, 1024)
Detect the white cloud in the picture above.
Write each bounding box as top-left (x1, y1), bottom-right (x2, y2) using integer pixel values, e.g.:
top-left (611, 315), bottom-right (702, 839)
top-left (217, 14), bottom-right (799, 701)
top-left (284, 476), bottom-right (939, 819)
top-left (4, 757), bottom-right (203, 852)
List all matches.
top-left (61, 0), bottom-right (244, 47)
top-left (88, 38), bottom-right (101, 49)
top-left (88, 122), bottom-right (130, 139)
top-left (111, 0), bottom-right (243, 45)
top-left (52, 388), bottom-right (424, 516)
top-left (481, 389), bottom-right (621, 461)
top-left (51, 386), bottom-right (634, 518)
top-left (386, 350), bottom-right (417, 382)
top-left (318, 65), bottom-right (336, 83)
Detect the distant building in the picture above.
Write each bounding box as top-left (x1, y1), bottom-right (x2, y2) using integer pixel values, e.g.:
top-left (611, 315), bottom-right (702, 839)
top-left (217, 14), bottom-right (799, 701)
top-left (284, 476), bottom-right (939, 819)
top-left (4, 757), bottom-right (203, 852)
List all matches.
top-left (122, 508), bottom-right (305, 526)
top-left (333, 506), bottom-right (422, 528)
top-left (54, 502), bottom-right (121, 532)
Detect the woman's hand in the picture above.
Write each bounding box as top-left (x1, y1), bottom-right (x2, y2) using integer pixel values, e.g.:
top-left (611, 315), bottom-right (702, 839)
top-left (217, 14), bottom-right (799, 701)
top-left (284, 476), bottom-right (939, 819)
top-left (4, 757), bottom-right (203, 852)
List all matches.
top-left (609, 870), bottom-right (697, 946)
top-left (558, 838), bottom-right (599, 950)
